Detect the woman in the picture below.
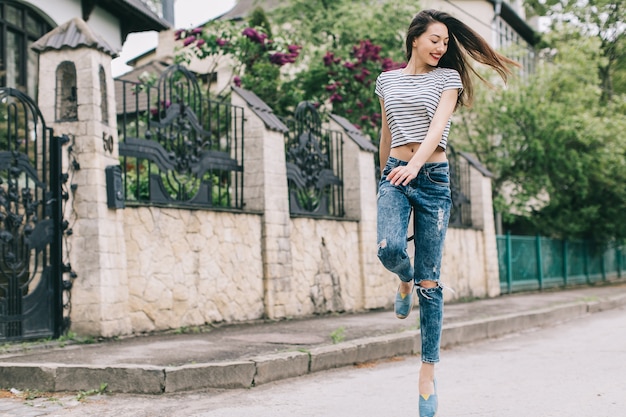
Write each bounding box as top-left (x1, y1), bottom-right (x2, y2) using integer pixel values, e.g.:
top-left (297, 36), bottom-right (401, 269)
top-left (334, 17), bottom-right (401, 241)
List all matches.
top-left (375, 9), bottom-right (517, 417)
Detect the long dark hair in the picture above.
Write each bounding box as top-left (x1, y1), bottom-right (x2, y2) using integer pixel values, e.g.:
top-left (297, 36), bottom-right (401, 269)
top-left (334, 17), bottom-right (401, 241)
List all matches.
top-left (406, 9), bottom-right (519, 108)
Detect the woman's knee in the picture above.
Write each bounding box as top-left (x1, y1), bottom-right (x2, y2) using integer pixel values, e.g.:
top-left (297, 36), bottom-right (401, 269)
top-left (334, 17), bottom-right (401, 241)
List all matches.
top-left (377, 239), bottom-right (407, 269)
top-left (417, 279), bottom-right (438, 289)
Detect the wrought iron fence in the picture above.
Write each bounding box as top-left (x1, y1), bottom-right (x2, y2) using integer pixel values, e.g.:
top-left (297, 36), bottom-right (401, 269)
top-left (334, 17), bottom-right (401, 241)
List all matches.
top-left (447, 145), bottom-right (472, 228)
top-left (283, 102), bottom-right (344, 217)
top-left (115, 65), bottom-right (244, 210)
top-left (497, 233), bottom-right (625, 294)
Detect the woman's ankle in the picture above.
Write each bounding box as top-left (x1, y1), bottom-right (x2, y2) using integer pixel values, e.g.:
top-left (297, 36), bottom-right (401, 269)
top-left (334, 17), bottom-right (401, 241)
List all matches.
top-left (419, 363), bottom-right (435, 394)
top-left (399, 280), bottom-right (413, 292)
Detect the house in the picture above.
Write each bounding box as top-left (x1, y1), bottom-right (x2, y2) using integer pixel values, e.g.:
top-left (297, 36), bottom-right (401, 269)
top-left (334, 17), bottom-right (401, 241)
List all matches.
top-left (422, 0), bottom-right (537, 74)
top-left (0, 0), bottom-right (170, 99)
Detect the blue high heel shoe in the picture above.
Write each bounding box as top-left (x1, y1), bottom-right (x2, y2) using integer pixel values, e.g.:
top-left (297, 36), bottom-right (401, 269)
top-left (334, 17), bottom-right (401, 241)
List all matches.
top-left (419, 379), bottom-right (438, 417)
top-left (394, 282), bottom-right (414, 319)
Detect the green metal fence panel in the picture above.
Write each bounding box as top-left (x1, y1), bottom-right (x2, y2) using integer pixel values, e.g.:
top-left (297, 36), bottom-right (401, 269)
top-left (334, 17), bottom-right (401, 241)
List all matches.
top-left (540, 237), bottom-right (565, 289)
top-left (496, 235), bottom-right (508, 292)
top-left (604, 248), bottom-right (617, 275)
top-left (565, 240), bottom-right (587, 285)
top-left (497, 235), bottom-right (624, 294)
top-left (509, 235), bottom-right (539, 292)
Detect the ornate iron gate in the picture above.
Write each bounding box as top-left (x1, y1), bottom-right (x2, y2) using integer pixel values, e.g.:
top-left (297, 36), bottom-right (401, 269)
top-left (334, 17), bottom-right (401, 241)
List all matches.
top-left (0, 88), bottom-right (65, 341)
top-left (284, 102), bottom-right (344, 217)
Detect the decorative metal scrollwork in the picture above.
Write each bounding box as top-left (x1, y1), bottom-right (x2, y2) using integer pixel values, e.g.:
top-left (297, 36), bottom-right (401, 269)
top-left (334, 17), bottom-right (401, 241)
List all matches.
top-left (448, 145), bottom-right (472, 228)
top-left (285, 102), bottom-right (344, 217)
top-left (117, 65), bottom-right (244, 209)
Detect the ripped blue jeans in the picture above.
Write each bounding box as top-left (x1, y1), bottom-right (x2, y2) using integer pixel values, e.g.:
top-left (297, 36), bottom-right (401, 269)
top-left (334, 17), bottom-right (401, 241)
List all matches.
top-left (377, 157), bottom-right (451, 363)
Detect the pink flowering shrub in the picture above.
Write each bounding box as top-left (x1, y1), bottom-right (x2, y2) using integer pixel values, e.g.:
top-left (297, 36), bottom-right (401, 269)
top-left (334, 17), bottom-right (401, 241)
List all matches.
top-left (318, 40), bottom-right (404, 141)
top-left (175, 22), bottom-right (301, 110)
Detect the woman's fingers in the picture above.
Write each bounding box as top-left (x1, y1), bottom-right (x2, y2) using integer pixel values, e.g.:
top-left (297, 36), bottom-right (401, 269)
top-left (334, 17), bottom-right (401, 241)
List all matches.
top-left (387, 166), bottom-right (418, 186)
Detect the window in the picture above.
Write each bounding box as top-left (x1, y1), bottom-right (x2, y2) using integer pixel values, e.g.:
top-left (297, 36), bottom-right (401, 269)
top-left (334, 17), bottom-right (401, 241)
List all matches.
top-left (56, 61), bottom-right (77, 121)
top-left (493, 16), bottom-right (535, 77)
top-left (99, 65), bottom-right (108, 124)
top-left (0, 1), bottom-right (53, 98)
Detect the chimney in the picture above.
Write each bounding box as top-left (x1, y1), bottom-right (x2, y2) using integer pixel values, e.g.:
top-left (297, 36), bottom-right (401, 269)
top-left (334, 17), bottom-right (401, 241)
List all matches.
top-left (162, 0), bottom-right (175, 26)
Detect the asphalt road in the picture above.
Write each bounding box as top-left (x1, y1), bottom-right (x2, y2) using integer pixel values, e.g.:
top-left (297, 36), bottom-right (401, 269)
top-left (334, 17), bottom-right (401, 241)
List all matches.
top-left (1, 307), bottom-right (624, 417)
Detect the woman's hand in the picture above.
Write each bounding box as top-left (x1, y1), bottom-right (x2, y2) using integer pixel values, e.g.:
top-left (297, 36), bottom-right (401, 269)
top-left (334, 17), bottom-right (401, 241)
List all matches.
top-left (387, 164), bottom-right (420, 186)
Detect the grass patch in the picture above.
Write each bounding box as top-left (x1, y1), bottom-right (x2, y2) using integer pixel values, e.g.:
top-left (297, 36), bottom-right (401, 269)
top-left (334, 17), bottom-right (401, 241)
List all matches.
top-left (329, 326), bottom-right (345, 344)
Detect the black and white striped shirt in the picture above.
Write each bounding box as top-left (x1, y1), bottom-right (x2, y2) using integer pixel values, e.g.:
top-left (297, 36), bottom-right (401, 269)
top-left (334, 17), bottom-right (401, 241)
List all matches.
top-left (375, 67), bottom-right (463, 150)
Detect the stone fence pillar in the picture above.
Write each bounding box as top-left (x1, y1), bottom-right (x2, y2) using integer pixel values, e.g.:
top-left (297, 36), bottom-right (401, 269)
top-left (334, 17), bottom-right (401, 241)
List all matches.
top-left (230, 87), bottom-right (299, 319)
top-left (328, 114), bottom-right (390, 309)
top-left (34, 18), bottom-right (131, 337)
top-left (465, 155), bottom-right (500, 297)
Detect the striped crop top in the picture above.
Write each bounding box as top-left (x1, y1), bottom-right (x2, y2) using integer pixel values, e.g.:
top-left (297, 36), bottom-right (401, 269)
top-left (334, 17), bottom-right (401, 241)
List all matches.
top-left (375, 67), bottom-right (463, 150)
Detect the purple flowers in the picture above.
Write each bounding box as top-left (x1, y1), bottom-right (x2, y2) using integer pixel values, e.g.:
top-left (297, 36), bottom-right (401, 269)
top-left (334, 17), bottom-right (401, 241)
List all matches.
top-left (382, 57), bottom-right (404, 71)
top-left (183, 36), bottom-right (196, 47)
top-left (150, 100), bottom-right (171, 118)
top-left (323, 52), bottom-right (341, 67)
top-left (242, 27), bottom-right (268, 44)
top-left (319, 39), bottom-right (404, 137)
top-left (269, 51), bottom-right (299, 66)
top-left (352, 40), bottom-right (382, 63)
top-left (353, 68), bottom-right (371, 83)
top-left (330, 93), bottom-right (343, 103)
top-left (288, 45), bottom-right (302, 54)
top-left (268, 44), bottom-right (301, 66)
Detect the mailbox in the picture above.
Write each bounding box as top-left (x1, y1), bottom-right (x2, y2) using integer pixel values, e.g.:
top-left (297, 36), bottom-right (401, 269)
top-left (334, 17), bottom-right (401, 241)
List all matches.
top-left (105, 165), bottom-right (125, 209)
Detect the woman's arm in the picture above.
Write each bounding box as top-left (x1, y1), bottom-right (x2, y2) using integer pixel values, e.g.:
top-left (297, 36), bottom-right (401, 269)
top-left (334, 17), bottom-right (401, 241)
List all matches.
top-left (387, 88), bottom-right (459, 186)
top-left (378, 98), bottom-right (392, 174)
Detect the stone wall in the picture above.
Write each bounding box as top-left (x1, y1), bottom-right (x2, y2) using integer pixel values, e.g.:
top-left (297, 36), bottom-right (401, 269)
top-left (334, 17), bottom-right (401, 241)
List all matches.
top-left (123, 208), bottom-right (264, 332)
top-left (441, 166), bottom-right (500, 300)
top-left (290, 218), bottom-right (362, 315)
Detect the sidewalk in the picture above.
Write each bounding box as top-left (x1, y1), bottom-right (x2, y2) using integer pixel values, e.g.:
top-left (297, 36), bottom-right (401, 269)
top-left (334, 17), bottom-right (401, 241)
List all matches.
top-left (1, 282), bottom-right (625, 394)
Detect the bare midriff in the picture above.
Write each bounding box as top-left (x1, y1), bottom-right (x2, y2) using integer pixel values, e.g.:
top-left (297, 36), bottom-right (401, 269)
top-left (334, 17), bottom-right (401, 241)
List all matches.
top-left (389, 142), bottom-right (447, 163)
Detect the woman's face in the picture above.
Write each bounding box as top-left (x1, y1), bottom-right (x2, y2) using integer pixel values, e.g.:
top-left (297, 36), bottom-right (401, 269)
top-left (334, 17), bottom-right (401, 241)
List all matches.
top-left (412, 22), bottom-right (449, 67)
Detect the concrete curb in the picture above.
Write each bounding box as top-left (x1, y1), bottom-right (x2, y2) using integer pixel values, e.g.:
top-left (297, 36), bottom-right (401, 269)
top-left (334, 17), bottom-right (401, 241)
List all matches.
top-left (1, 293), bottom-right (624, 394)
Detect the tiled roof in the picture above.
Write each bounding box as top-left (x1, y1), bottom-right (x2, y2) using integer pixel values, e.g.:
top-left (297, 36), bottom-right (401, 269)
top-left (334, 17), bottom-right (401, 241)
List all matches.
top-left (231, 86), bottom-right (288, 133)
top-left (31, 18), bottom-right (118, 57)
top-left (114, 60), bottom-right (170, 115)
top-left (217, 0), bottom-right (286, 20)
top-left (111, 0), bottom-right (171, 34)
top-left (328, 114), bottom-right (377, 153)
top-left (121, 0), bottom-right (166, 23)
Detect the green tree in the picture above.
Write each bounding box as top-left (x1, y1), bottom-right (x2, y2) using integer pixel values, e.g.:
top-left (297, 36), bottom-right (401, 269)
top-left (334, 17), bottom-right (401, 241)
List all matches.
top-left (457, 33), bottom-right (626, 244)
top-left (271, 0), bottom-right (414, 56)
top-left (268, 0), bottom-right (414, 135)
top-left (525, 0), bottom-right (626, 102)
